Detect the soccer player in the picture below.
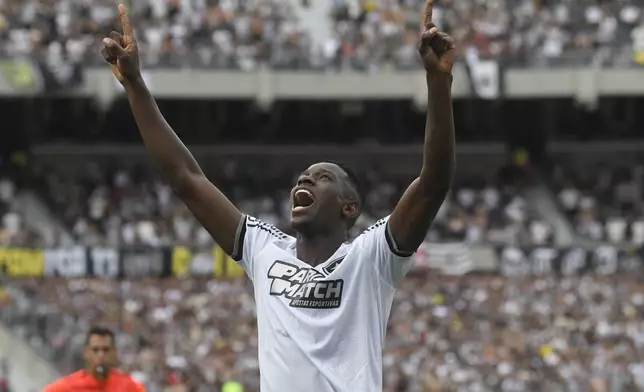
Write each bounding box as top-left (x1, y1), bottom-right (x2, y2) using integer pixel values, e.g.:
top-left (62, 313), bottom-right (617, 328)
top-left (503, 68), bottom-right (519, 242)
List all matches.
top-left (43, 327), bottom-right (144, 392)
top-left (101, 1), bottom-right (455, 390)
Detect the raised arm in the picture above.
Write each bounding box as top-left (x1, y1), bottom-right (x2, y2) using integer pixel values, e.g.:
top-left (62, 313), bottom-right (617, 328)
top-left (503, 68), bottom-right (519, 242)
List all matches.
top-left (388, 0), bottom-right (456, 253)
top-left (101, 4), bottom-right (242, 254)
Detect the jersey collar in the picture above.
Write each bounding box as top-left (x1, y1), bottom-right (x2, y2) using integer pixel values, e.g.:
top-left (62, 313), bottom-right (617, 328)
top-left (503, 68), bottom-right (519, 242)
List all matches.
top-left (288, 242), bottom-right (350, 270)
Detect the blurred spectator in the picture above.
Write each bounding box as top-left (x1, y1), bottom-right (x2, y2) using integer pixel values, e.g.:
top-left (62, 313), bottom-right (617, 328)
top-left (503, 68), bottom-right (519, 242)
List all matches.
top-left (34, 160), bottom-right (539, 246)
top-left (1, 0), bottom-right (644, 70)
top-left (0, 175), bottom-right (45, 247)
top-left (553, 163), bottom-right (644, 244)
top-left (4, 272), bottom-right (644, 392)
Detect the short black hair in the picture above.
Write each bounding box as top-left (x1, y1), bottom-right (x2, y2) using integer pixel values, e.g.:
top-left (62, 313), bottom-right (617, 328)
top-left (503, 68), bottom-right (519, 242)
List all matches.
top-left (326, 161), bottom-right (363, 230)
top-left (85, 326), bottom-right (115, 346)
top-left (329, 161), bottom-right (363, 205)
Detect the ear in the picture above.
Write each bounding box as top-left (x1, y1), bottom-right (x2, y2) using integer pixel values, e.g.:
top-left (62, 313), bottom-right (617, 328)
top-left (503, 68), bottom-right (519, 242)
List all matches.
top-left (342, 201), bottom-right (358, 220)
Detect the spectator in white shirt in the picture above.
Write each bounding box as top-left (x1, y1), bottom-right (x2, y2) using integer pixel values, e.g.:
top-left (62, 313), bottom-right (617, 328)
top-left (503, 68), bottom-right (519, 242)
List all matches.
top-left (605, 217), bottom-right (627, 243)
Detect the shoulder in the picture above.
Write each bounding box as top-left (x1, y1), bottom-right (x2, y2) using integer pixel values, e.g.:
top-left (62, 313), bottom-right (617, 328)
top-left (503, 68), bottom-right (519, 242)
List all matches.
top-left (231, 215), bottom-right (294, 277)
top-left (245, 216), bottom-right (291, 241)
top-left (352, 215), bottom-right (414, 258)
top-left (237, 215), bottom-right (294, 257)
top-left (113, 371), bottom-right (142, 390)
top-left (352, 216), bottom-right (390, 245)
top-left (342, 217), bottom-right (388, 260)
top-left (44, 371), bottom-right (84, 391)
top-left (361, 217), bottom-right (389, 235)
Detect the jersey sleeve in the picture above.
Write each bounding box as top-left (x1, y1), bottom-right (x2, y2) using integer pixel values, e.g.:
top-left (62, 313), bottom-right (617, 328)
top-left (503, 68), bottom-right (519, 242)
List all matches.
top-left (230, 215), bottom-right (290, 280)
top-left (356, 215), bottom-right (415, 286)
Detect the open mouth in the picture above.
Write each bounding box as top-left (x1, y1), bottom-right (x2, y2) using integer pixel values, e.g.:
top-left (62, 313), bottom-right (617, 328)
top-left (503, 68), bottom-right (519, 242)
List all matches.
top-left (293, 188), bottom-right (316, 213)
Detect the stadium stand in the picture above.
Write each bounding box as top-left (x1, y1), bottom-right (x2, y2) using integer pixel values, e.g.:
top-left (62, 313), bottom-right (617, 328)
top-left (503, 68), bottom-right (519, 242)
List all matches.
top-left (552, 162), bottom-right (644, 244)
top-left (31, 159), bottom-right (542, 247)
top-left (0, 175), bottom-right (20, 245)
top-left (0, 147), bottom-right (641, 391)
top-left (4, 273), bottom-right (644, 391)
top-left (0, 169), bottom-right (46, 248)
top-left (1, 0), bottom-right (644, 69)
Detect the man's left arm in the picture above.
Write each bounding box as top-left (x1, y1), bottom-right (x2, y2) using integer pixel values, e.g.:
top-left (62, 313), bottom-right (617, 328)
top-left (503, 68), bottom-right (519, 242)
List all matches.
top-left (388, 0), bottom-right (456, 255)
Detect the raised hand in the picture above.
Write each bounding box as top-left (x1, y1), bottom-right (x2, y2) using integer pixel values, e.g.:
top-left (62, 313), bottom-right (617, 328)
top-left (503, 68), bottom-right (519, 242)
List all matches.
top-left (101, 4), bottom-right (141, 85)
top-left (418, 0), bottom-right (456, 75)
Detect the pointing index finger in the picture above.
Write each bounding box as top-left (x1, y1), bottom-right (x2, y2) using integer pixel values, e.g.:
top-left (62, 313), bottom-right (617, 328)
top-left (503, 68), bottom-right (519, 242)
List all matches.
top-left (118, 4), bottom-right (134, 38)
top-left (422, 0), bottom-right (433, 30)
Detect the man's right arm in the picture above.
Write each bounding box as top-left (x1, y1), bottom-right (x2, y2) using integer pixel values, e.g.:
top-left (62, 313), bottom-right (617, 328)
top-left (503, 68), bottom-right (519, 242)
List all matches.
top-left (102, 4), bottom-right (241, 256)
top-left (124, 80), bottom-right (242, 255)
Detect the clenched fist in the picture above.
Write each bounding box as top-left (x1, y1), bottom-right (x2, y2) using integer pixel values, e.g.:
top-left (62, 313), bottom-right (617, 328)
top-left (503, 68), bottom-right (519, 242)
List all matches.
top-left (101, 4), bottom-right (141, 85)
top-left (418, 0), bottom-right (456, 75)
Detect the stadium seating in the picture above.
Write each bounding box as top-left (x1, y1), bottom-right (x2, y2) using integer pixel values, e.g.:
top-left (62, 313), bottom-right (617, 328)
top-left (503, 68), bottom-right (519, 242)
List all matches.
top-left (0, 0), bottom-right (642, 69)
top-left (0, 172), bottom-right (46, 248)
top-left (5, 273), bottom-right (644, 391)
top-left (29, 160), bottom-right (543, 246)
top-left (5, 156), bottom-right (641, 391)
top-left (552, 162), bottom-right (644, 244)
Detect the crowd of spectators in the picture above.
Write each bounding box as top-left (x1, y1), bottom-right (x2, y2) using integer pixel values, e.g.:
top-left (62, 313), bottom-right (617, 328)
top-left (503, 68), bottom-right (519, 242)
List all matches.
top-left (553, 163), bottom-right (644, 244)
top-left (1, 0), bottom-right (644, 70)
top-left (0, 171), bottom-right (44, 248)
top-left (3, 272), bottom-right (644, 392)
top-left (34, 160), bottom-right (544, 247)
top-left (0, 175), bottom-right (21, 246)
top-left (28, 153), bottom-right (644, 249)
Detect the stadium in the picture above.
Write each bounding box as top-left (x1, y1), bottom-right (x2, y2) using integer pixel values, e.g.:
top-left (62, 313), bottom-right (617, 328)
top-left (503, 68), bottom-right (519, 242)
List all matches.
top-left (1, 0), bottom-right (644, 391)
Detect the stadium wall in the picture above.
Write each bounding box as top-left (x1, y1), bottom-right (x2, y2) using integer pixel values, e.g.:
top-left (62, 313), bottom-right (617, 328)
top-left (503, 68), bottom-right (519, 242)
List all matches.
top-left (2, 62), bottom-right (644, 104)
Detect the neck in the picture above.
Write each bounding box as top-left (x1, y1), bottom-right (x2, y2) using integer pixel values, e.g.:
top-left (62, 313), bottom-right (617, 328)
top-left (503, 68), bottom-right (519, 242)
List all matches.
top-left (296, 230), bottom-right (346, 266)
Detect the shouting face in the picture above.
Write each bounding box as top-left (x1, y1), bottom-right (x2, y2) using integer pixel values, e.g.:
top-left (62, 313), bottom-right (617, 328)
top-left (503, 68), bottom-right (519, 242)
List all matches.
top-left (290, 162), bottom-right (361, 237)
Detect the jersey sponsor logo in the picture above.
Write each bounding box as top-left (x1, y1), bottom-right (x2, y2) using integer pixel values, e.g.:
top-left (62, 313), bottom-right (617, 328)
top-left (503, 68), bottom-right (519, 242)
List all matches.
top-left (268, 260), bottom-right (344, 309)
